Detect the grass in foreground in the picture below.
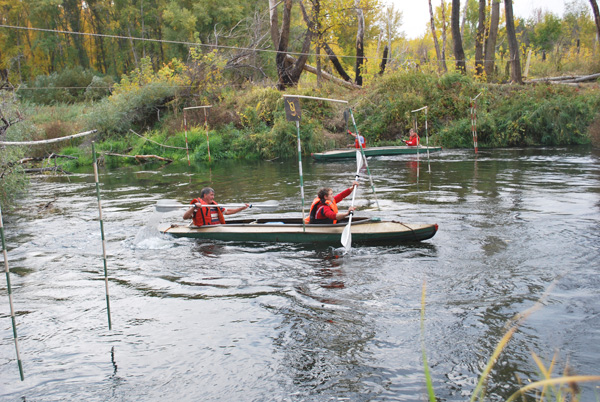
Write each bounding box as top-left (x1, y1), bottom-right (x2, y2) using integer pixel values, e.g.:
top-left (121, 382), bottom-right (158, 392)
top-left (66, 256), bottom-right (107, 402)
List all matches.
top-left (420, 280), bottom-right (600, 401)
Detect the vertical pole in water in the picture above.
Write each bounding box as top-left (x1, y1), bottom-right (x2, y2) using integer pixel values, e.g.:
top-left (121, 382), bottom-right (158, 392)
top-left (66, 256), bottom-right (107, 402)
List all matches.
top-left (296, 120), bottom-right (305, 230)
top-left (0, 205), bottom-right (24, 380)
top-left (425, 107), bottom-right (431, 174)
top-left (183, 109), bottom-right (191, 166)
top-left (92, 142), bottom-right (112, 330)
top-left (204, 108), bottom-right (211, 163)
top-left (470, 92), bottom-right (482, 154)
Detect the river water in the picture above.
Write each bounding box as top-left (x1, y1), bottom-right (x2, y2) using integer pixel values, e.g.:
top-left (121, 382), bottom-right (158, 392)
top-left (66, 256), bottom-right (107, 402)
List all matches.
top-left (1, 147), bottom-right (599, 401)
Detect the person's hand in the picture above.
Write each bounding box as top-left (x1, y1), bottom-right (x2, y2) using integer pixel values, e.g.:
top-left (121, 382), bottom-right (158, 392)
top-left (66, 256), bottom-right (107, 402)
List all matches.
top-left (347, 206), bottom-right (356, 216)
top-left (347, 130), bottom-right (352, 135)
top-left (352, 180), bottom-right (359, 187)
top-left (243, 203), bottom-right (250, 210)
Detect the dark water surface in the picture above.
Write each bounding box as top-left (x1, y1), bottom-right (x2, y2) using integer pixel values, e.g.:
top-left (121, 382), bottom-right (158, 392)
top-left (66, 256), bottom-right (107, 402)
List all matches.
top-left (1, 147), bottom-right (599, 401)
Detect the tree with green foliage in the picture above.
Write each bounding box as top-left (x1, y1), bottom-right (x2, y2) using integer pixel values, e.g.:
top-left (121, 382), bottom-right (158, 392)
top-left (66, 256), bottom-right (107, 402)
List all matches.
top-left (530, 13), bottom-right (562, 61)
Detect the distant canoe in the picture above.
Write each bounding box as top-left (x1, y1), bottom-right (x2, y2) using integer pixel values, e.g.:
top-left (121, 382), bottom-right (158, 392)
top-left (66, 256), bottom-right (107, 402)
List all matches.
top-left (159, 217), bottom-right (438, 245)
top-left (311, 145), bottom-right (442, 160)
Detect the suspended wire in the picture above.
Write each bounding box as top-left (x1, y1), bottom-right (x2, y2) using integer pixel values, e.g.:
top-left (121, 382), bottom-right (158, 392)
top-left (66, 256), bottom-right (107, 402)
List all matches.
top-left (0, 23), bottom-right (356, 60)
top-left (0, 23), bottom-right (510, 64)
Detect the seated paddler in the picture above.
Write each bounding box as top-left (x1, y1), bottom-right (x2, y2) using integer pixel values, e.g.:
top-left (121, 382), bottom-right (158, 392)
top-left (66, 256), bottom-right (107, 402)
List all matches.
top-left (306, 182), bottom-right (358, 224)
top-left (183, 187), bottom-right (249, 226)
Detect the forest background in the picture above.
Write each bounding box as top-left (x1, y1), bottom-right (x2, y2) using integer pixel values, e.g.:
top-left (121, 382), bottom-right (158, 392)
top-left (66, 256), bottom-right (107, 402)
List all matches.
top-left (1, 0), bottom-right (600, 209)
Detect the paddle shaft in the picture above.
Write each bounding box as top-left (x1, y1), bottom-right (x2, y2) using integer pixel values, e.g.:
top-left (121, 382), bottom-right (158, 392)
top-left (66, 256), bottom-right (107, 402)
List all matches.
top-left (341, 150), bottom-right (362, 251)
top-left (349, 108), bottom-right (380, 210)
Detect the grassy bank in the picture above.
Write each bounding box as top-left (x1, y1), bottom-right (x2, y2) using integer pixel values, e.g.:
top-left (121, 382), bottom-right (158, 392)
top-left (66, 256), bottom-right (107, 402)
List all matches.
top-left (2, 70), bottom-right (600, 208)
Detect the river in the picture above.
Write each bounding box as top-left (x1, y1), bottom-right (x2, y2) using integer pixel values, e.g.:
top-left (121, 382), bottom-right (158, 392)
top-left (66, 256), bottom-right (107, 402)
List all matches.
top-left (1, 147), bottom-right (599, 401)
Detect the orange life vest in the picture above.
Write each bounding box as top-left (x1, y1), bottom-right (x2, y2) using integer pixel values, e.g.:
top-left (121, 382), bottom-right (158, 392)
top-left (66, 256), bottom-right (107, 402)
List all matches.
top-left (405, 135), bottom-right (420, 146)
top-left (304, 198), bottom-right (339, 224)
top-left (355, 135), bottom-right (366, 149)
top-left (191, 198), bottom-right (226, 226)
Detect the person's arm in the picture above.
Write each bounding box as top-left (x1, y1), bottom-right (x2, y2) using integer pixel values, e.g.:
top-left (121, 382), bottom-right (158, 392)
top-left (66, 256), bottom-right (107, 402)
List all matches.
top-left (334, 181), bottom-right (359, 203)
top-left (183, 203), bottom-right (198, 220)
top-left (224, 204), bottom-right (250, 215)
top-left (334, 206), bottom-right (356, 220)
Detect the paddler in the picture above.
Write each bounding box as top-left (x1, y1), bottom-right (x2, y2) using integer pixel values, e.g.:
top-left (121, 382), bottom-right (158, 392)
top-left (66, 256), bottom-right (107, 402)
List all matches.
top-left (183, 187), bottom-right (249, 226)
top-left (403, 128), bottom-right (420, 146)
top-left (347, 129), bottom-right (366, 149)
top-left (306, 181), bottom-right (358, 224)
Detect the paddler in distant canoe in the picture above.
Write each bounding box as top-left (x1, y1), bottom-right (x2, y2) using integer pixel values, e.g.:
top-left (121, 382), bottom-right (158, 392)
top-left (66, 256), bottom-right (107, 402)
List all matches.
top-left (183, 187), bottom-right (249, 226)
top-left (347, 129), bottom-right (366, 149)
top-left (305, 182), bottom-right (358, 224)
top-left (403, 128), bottom-right (420, 146)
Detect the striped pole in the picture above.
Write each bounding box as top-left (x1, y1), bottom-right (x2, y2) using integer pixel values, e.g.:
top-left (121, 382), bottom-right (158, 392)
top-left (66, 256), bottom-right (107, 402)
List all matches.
top-left (425, 107), bottom-right (431, 174)
top-left (349, 108), bottom-right (380, 210)
top-left (411, 106), bottom-right (430, 174)
top-left (470, 93), bottom-right (482, 154)
top-left (296, 121), bottom-right (305, 231)
top-left (203, 108), bottom-right (211, 163)
top-left (92, 142), bottom-right (112, 330)
top-left (1, 204), bottom-right (24, 380)
top-left (183, 109), bottom-right (191, 166)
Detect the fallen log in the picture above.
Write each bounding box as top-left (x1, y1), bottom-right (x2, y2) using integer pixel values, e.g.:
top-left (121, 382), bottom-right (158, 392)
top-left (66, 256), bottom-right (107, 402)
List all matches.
top-left (0, 129), bottom-right (97, 146)
top-left (285, 54), bottom-right (360, 90)
top-left (23, 166), bottom-right (71, 174)
top-left (104, 153), bottom-right (173, 163)
top-left (18, 154), bottom-right (78, 164)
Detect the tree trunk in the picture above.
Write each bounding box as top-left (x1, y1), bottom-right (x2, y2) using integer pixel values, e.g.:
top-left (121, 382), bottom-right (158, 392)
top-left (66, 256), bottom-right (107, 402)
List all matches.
top-left (354, 0), bottom-right (365, 86)
top-left (474, 0), bottom-right (486, 76)
top-left (504, 0), bottom-right (523, 84)
top-left (452, 0), bottom-right (466, 72)
top-left (379, 45), bottom-right (388, 75)
top-left (484, 0), bottom-right (500, 81)
top-left (269, 0), bottom-right (280, 48)
top-left (275, 0), bottom-right (313, 90)
top-left (429, 0), bottom-right (444, 73)
top-left (323, 43), bottom-right (352, 82)
top-left (441, 1), bottom-right (448, 72)
top-left (590, 0), bottom-right (600, 45)
top-left (62, 0), bottom-right (90, 68)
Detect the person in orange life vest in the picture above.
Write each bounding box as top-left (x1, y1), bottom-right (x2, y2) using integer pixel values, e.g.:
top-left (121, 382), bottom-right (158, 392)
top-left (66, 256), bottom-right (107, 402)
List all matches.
top-left (403, 128), bottom-right (420, 146)
top-left (183, 187), bottom-right (249, 226)
top-left (347, 129), bottom-right (366, 149)
top-left (306, 181), bottom-right (358, 224)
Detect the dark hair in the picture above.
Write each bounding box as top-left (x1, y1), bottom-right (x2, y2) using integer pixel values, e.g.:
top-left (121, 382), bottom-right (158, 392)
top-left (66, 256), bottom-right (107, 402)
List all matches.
top-left (200, 187), bottom-right (215, 198)
top-left (317, 187), bottom-right (332, 202)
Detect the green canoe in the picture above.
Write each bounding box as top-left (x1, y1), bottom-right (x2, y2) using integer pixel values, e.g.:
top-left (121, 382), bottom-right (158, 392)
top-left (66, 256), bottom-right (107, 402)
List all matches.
top-left (159, 217), bottom-right (438, 245)
top-left (311, 145), bottom-right (442, 160)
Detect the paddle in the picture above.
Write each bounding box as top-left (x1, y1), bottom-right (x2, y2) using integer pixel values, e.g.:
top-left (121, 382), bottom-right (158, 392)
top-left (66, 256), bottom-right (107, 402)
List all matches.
top-left (341, 149), bottom-right (362, 251)
top-left (155, 199), bottom-right (279, 213)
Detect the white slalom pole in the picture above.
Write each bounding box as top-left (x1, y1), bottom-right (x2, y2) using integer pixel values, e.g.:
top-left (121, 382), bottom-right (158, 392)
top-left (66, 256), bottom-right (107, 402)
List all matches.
top-left (0, 204), bottom-right (25, 380)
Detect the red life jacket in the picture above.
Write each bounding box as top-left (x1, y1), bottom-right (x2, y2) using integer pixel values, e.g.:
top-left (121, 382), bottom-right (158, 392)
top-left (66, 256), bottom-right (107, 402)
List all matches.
top-left (305, 198), bottom-right (339, 224)
top-left (191, 198), bottom-right (226, 226)
top-left (405, 135), bottom-right (420, 146)
top-left (355, 135), bottom-right (366, 149)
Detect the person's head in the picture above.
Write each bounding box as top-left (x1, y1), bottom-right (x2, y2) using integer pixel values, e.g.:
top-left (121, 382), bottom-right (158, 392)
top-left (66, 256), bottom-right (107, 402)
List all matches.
top-left (317, 187), bottom-right (333, 202)
top-left (409, 128), bottom-right (416, 137)
top-left (200, 187), bottom-right (215, 201)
